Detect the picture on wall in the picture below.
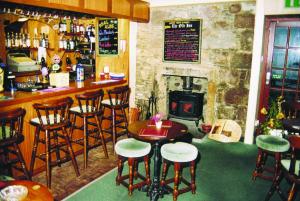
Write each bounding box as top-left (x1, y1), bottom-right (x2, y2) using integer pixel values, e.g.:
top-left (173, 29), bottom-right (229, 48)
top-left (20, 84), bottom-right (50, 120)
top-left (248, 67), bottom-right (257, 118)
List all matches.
top-left (98, 18), bottom-right (118, 55)
top-left (163, 19), bottom-right (202, 63)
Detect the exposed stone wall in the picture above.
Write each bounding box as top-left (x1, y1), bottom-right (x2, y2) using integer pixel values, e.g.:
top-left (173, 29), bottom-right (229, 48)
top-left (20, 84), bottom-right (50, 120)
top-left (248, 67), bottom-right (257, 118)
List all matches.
top-left (135, 2), bottom-right (255, 134)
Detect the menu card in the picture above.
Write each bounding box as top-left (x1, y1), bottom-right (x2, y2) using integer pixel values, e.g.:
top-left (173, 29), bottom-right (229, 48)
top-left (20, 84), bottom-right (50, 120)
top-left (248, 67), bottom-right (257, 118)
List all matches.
top-left (139, 128), bottom-right (168, 137)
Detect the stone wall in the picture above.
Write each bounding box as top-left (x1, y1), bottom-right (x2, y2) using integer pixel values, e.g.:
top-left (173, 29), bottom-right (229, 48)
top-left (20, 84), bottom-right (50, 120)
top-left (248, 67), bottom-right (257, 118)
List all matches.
top-left (135, 1), bottom-right (255, 134)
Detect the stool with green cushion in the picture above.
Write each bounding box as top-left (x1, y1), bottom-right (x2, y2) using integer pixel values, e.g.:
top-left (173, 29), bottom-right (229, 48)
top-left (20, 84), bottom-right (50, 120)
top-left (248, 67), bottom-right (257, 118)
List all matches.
top-left (265, 135), bottom-right (300, 201)
top-left (0, 108), bottom-right (31, 180)
top-left (160, 142), bottom-right (199, 201)
top-left (252, 135), bottom-right (290, 181)
top-left (0, 175), bottom-right (14, 181)
top-left (115, 138), bottom-right (151, 195)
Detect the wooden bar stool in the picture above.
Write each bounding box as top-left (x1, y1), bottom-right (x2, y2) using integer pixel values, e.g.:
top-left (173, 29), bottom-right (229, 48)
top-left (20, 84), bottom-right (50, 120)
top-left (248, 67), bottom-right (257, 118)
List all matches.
top-left (69, 89), bottom-right (108, 169)
top-left (101, 85), bottom-right (130, 152)
top-left (115, 138), bottom-right (151, 195)
top-left (252, 135), bottom-right (290, 181)
top-left (0, 108), bottom-right (31, 180)
top-left (160, 142), bottom-right (198, 201)
top-left (29, 97), bottom-right (80, 188)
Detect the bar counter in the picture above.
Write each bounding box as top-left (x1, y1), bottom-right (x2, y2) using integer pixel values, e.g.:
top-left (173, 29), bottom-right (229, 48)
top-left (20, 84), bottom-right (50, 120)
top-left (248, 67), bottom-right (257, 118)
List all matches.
top-left (0, 78), bottom-right (127, 174)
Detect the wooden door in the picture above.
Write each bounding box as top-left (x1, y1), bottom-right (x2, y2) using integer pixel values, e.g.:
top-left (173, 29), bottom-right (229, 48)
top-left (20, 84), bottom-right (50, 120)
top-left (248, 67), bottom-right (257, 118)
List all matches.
top-left (259, 17), bottom-right (300, 118)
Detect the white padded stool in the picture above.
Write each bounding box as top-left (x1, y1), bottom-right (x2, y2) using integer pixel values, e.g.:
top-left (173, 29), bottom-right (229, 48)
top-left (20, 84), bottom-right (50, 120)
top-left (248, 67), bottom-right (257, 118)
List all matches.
top-left (115, 138), bottom-right (151, 195)
top-left (160, 142), bottom-right (198, 201)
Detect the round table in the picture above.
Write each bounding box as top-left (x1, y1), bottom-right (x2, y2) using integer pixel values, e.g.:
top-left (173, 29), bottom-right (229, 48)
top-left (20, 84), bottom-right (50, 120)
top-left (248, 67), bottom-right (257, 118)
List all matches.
top-left (3, 180), bottom-right (54, 201)
top-left (128, 120), bottom-right (189, 201)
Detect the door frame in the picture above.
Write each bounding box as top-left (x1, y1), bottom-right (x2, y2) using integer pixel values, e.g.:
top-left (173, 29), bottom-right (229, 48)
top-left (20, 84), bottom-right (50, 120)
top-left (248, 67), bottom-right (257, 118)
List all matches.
top-left (258, 16), bottom-right (300, 121)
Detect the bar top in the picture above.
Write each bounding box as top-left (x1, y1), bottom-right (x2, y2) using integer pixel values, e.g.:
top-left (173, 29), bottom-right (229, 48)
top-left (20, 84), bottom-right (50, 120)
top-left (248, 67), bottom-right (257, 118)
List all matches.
top-left (0, 79), bottom-right (127, 107)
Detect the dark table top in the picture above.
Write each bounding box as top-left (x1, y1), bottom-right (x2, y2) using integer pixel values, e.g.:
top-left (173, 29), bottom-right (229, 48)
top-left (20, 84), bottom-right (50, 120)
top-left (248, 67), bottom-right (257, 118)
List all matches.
top-left (128, 120), bottom-right (189, 143)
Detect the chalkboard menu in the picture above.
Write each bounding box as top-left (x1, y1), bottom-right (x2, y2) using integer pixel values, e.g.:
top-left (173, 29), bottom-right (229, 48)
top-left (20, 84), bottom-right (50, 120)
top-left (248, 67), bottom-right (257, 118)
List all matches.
top-left (164, 19), bottom-right (201, 63)
top-left (98, 18), bottom-right (118, 55)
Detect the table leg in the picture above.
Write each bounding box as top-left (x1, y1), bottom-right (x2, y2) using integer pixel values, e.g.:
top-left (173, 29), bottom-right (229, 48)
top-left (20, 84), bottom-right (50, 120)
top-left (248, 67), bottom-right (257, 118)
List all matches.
top-left (149, 141), bottom-right (163, 201)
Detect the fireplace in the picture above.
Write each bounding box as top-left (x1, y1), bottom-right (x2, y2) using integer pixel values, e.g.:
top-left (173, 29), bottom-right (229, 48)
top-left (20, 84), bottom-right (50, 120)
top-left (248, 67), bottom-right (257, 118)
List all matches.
top-left (168, 90), bottom-right (204, 121)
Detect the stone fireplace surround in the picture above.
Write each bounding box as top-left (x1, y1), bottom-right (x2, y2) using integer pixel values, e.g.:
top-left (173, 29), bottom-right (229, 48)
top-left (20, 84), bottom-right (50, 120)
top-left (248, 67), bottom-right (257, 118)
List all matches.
top-left (161, 66), bottom-right (217, 125)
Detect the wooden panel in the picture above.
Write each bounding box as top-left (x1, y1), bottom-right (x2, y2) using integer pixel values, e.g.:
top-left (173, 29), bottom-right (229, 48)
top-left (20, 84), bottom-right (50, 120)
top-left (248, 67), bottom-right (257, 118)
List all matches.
top-left (133, 0), bottom-right (149, 22)
top-left (48, 0), bottom-right (80, 7)
top-left (111, 0), bottom-right (131, 17)
top-left (84, 0), bottom-right (108, 12)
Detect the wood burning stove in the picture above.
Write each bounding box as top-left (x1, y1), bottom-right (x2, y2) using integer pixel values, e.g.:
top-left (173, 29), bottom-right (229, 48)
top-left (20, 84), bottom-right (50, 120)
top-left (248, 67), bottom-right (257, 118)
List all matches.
top-left (168, 90), bottom-right (204, 121)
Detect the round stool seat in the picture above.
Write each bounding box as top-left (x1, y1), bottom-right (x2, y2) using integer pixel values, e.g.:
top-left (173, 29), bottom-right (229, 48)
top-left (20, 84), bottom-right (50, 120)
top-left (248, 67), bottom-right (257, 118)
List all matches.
top-left (256, 135), bottom-right (290, 153)
top-left (115, 138), bottom-right (151, 158)
top-left (161, 142), bottom-right (198, 163)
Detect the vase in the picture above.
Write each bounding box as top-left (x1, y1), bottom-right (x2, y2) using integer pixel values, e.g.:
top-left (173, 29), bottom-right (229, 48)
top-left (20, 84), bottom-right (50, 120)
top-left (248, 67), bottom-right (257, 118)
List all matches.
top-left (155, 121), bottom-right (162, 129)
top-left (269, 129), bottom-right (283, 138)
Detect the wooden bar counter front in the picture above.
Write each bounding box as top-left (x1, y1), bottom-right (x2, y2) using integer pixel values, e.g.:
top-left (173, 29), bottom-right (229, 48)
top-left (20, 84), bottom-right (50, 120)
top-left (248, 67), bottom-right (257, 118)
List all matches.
top-left (0, 79), bottom-right (126, 174)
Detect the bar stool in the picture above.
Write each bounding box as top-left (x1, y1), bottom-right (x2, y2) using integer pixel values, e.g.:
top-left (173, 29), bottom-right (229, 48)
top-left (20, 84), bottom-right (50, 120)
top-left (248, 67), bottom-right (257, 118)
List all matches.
top-left (101, 85), bottom-right (130, 152)
top-left (0, 108), bottom-right (31, 180)
top-left (115, 138), bottom-right (151, 195)
top-left (252, 135), bottom-right (290, 181)
top-left (30, 97), bottom-right (80, 188)
top-left (160, 142), bottom-right (198, 201)
top-left (69, 89), bottom-right (108, 169)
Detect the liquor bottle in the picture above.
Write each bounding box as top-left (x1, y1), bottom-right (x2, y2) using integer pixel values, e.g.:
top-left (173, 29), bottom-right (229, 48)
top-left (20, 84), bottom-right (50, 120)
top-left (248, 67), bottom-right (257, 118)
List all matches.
top-left (45, 34), bottom-right (49, 48)
top-left (22, 33), bottom-right (27, 48)
top-left (26, 33), bottom-right (31, 48)
top-left (66, 55), bottom-right (72, 71)
top-left (75, 21), bottom-right (80, 33)
top-left (15, 33), bottom-right (20, 47)
top-left (59, 18), bottom-right (63, 33)
top-left (0, 59), bottom-right (5, 92)
top-left (70, 18), bottom-right (74, 33)
top-left (79, 24), bottom-right (85, 34)
top-left (66, 39), bottom-right (70, 50)
top-left (70, 37), bottom-right (74, 50)
top-left (33, 34), bottom-right (38, 48)
top-left (10, 32), bottom-right (15, 47)
top-left (76, 58), bottom-right (84, 81)
top-left (5, 32), bottom-right (11, 48)
top-left (63, 37), bottom-right (67, 50)
top-left (19, 33), bottom-right (23, 48)
top-left (40, 33), bottom-right (45, 48)
top-left (63, 19), bottom-right (67, 33)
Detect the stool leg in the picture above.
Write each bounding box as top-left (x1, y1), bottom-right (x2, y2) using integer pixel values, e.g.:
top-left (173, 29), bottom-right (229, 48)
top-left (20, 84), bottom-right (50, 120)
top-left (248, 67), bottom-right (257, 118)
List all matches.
top-left (62, 127), bottom-right (80, 177)
top-left (116, 156), bottom-right (123, 185)
top-left (252, 148), bottom-right (263, 180)
top-left (160, 160), bottom-right (168, 187)
top-left (54, 130), bottom-right (61, 167)
top-left (274, 153), bottom-right (281, 181)
top-left (95, 115), bottom-right (108, 158)
top-left (173, 162), bottom-right (181, 201)
top-left (45, 130), bottom-right (51, 188)
top-left (112, 108), bottom-right (117, 154)
top-left (128, 158), bottom-right (134, 196)
top-left (13, 143), bottom-right (31, 180)
top-left (3, 147), bottom-right (12, 176)
top-left (83, 116), bottom-right (88, 169)
top-left (287, 183), bottom-right (297, 201)
top-left (121, 107), bottom-right (129, 137)
top-left (190, 160), bottom-right (196, 194)
top-left (30, 126), bottom-right (40, 176)
top-left (144, 155), bottom-right (151, 187)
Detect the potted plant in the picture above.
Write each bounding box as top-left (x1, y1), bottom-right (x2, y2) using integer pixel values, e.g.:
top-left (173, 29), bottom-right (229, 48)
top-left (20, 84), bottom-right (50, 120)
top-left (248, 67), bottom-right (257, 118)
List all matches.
top-left (259, 96), bottom-right (285, 137)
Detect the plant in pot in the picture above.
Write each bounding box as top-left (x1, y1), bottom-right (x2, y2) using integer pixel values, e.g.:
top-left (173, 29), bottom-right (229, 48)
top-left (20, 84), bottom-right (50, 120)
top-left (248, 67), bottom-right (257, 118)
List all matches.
top-left (259, 96), bottom-right (285, 137)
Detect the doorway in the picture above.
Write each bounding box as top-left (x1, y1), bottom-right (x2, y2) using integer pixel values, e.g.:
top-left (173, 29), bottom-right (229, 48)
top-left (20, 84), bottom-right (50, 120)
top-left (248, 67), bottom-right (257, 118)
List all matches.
top-left (259, 17), bottom-right (300, 119)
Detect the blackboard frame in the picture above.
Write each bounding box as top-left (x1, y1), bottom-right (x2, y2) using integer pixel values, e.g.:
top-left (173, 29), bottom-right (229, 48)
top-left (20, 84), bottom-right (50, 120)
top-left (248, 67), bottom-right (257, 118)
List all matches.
top-left (163, 19), bottom-right (202, 63)
top-left (98, 18), bottom-right (118, 56)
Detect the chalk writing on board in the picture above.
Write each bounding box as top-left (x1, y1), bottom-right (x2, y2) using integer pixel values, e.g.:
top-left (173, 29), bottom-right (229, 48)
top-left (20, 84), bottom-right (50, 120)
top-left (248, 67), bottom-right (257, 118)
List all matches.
top-left (164, 20), bottom-right (201, 62)
top-left (98, 18), bottom-right (118, 55)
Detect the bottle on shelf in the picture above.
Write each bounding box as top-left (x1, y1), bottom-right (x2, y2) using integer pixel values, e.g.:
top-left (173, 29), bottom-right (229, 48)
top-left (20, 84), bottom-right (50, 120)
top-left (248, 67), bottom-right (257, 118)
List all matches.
top-left (66, 39), bottom-right (70, 50)
top-left (63, 37), bottom-right (67, 50)
top-left (11, 32), bottom-right (15, 47)
top-left (59, 36), bottom-right (64, 50)
top-left (26, 33), bottom-right (31, 48)
top-left (59, 18), bottom-right (64, 33)
top-left (5, 32), bottom-right (11, 48)
top-left (33, 34), bottom-right (39, 48)
top-left (76, 57), bottom-right (84, 81)
top-left (66, 54), bottom-right (72, 71)
top-left (40, 33), bottom-right (46, 48)
top-left (45, 34), bottom-right (49, 48)
top-left (70, 18), bottom-right (74, 34)
top-left (70, 37), bottom-right (74, 50)
top-left (0, 59), bottom-right (5, 92)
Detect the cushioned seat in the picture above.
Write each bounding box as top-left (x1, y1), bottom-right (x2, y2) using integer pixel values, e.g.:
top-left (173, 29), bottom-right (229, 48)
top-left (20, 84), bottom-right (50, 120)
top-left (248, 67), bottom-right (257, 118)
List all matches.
top-left (256, 135), bottom-right (290, 153)
top-left (30, 114), bottom-right (62, 125)
top-left (115, 138), bottom-right (151, 195)
top-left (115, 138), bottom-right (151, 158)
top-left (252, 135), bottom-right (290, 181)
top-left (69, 105), bottom-right (94, 113)
top-left (281, 160), bottom-right (300, 176)
top-left (161, 142), bottom-right (198, 163)
top-left (160, 142), bottom-right (198, 201)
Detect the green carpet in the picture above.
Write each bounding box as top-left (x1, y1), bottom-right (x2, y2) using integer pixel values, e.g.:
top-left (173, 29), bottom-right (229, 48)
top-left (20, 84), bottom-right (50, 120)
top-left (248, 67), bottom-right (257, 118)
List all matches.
top-left (63, 138), bottom-right (287, 201)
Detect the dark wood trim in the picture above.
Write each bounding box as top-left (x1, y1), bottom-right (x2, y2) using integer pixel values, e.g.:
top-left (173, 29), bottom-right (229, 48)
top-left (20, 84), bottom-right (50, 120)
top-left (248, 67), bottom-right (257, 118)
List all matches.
top-left (0, 0), bottom-right (149, 23)
top-left (0, 16), bottom-right (6, 63)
